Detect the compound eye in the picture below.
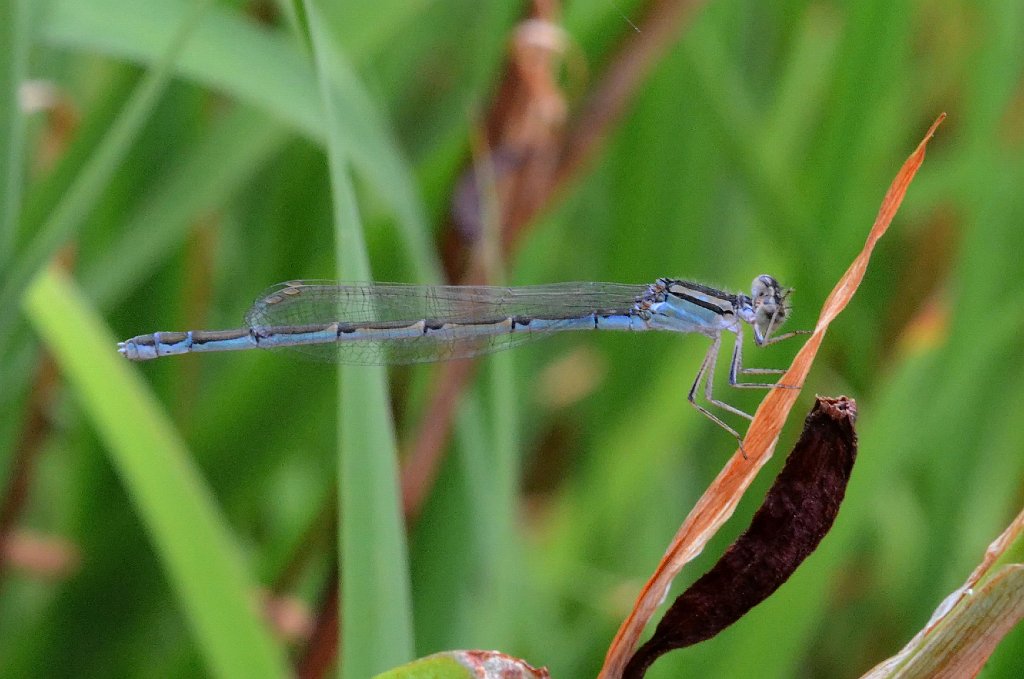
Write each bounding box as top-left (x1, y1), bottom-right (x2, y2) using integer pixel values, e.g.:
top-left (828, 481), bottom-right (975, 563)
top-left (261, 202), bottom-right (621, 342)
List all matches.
top-left (751, 274), bottom-right (779, 303)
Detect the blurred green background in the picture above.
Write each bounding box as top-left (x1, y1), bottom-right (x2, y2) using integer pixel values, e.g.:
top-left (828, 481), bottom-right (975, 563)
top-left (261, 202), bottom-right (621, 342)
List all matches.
top-left (2, 0), bottom-right (1023, 677)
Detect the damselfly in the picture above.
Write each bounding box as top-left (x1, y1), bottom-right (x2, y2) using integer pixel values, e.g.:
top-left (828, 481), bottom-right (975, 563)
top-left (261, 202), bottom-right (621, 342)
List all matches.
top-left (119, 276), bottom-right (805, 445)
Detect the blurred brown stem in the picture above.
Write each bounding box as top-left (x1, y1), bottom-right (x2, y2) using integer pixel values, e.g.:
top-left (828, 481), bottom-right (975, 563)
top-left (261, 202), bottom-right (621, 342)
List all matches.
top-left (296, 563), bottom-right (340, 679)
top-left (400, 0), bottom-right (709, 520)
top-left (0, 349), bottom-right (59, 583)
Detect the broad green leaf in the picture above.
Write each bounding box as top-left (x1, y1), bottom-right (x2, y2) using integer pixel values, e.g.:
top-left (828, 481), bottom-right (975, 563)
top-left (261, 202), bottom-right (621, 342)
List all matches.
top-left (22, 267), bottom-right (288, 679)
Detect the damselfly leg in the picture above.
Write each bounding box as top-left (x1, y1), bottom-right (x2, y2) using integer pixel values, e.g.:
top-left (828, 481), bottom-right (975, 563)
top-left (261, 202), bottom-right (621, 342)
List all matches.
top-left (687, 334), bottom-right (751, 451)
top-left (688, 321), bottom-right (808, 454)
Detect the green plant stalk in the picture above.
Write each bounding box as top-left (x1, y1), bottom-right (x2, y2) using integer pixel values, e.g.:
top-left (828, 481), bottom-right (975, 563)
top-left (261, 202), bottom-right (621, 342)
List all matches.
top-left (304, 2), bottom-right (415, 676)
top-left (0, 0), bottom-right (212, 344)
top-left (22, 267), bottom-right (289, 679)
top-left (0, 0), bottom-right (32, 269)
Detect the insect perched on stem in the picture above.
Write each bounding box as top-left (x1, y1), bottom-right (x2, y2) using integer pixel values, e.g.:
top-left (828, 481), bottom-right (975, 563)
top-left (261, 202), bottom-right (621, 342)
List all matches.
top-left (119, 275), bottom-right (805, 448)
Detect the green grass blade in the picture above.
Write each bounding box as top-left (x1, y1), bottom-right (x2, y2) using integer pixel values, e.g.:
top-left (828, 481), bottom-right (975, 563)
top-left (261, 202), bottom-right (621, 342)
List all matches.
top-left (0, 0), bottom-right (32, 269)
top-left (0, 0), bottom-right (212, 341)
top-left (476, 353), bottom-right (521, 640)
top-left (304, 2), bottom-right (415, 676)
top-left (22, 267), bottom-right (289, 679)
top-left (44, 0), bottom-right (441, 284)
top-left (45, 0), bottom-right (321, 135)
top-left (80, 106), bottom-right (291, 307)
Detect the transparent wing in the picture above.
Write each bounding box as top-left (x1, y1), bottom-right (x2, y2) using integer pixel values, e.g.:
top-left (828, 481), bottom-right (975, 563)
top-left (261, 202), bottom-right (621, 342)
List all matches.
top-left (243, 280), bottom-right (646, 365)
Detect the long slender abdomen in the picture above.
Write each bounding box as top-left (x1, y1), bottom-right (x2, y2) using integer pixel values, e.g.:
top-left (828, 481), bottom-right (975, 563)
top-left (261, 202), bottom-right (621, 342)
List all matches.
top-left (118, 328), bottom-right (257, 360)
top-left (119, 309), bottom-right (647, 362)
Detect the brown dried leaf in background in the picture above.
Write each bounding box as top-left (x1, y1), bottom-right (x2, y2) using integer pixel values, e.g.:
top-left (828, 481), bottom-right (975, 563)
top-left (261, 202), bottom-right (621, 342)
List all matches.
top-left (448, 3), bottom-right (569, 272)
top-left (623, 396), bottom-right (858, 678)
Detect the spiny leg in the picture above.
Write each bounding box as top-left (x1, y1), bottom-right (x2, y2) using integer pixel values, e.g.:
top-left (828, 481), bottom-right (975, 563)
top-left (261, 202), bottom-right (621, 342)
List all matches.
top-left (730, 326), bottom-right (804, 390)
top-left (702, 334), bottom-right (756, 420)
top-left (760, 329), bottom-right (811, 346)
top-left (687, 335), bottom-right (748, 454)
top-left (759, 306), bottom-right (812, 346)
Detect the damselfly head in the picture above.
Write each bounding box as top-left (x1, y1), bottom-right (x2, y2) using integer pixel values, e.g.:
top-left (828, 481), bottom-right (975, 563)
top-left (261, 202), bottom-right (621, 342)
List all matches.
top-left (751, 274), bottom-right (793, 340)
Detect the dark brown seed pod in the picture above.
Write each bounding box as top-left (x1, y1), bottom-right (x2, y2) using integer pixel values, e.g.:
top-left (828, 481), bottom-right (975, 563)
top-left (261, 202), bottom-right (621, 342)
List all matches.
top-left (623, 396), bottom-right (859, 678)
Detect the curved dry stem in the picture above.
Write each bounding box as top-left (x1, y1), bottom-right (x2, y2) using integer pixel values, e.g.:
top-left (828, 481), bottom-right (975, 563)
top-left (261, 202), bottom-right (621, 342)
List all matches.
top-left (600, 113), bottom-right (946, 679)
